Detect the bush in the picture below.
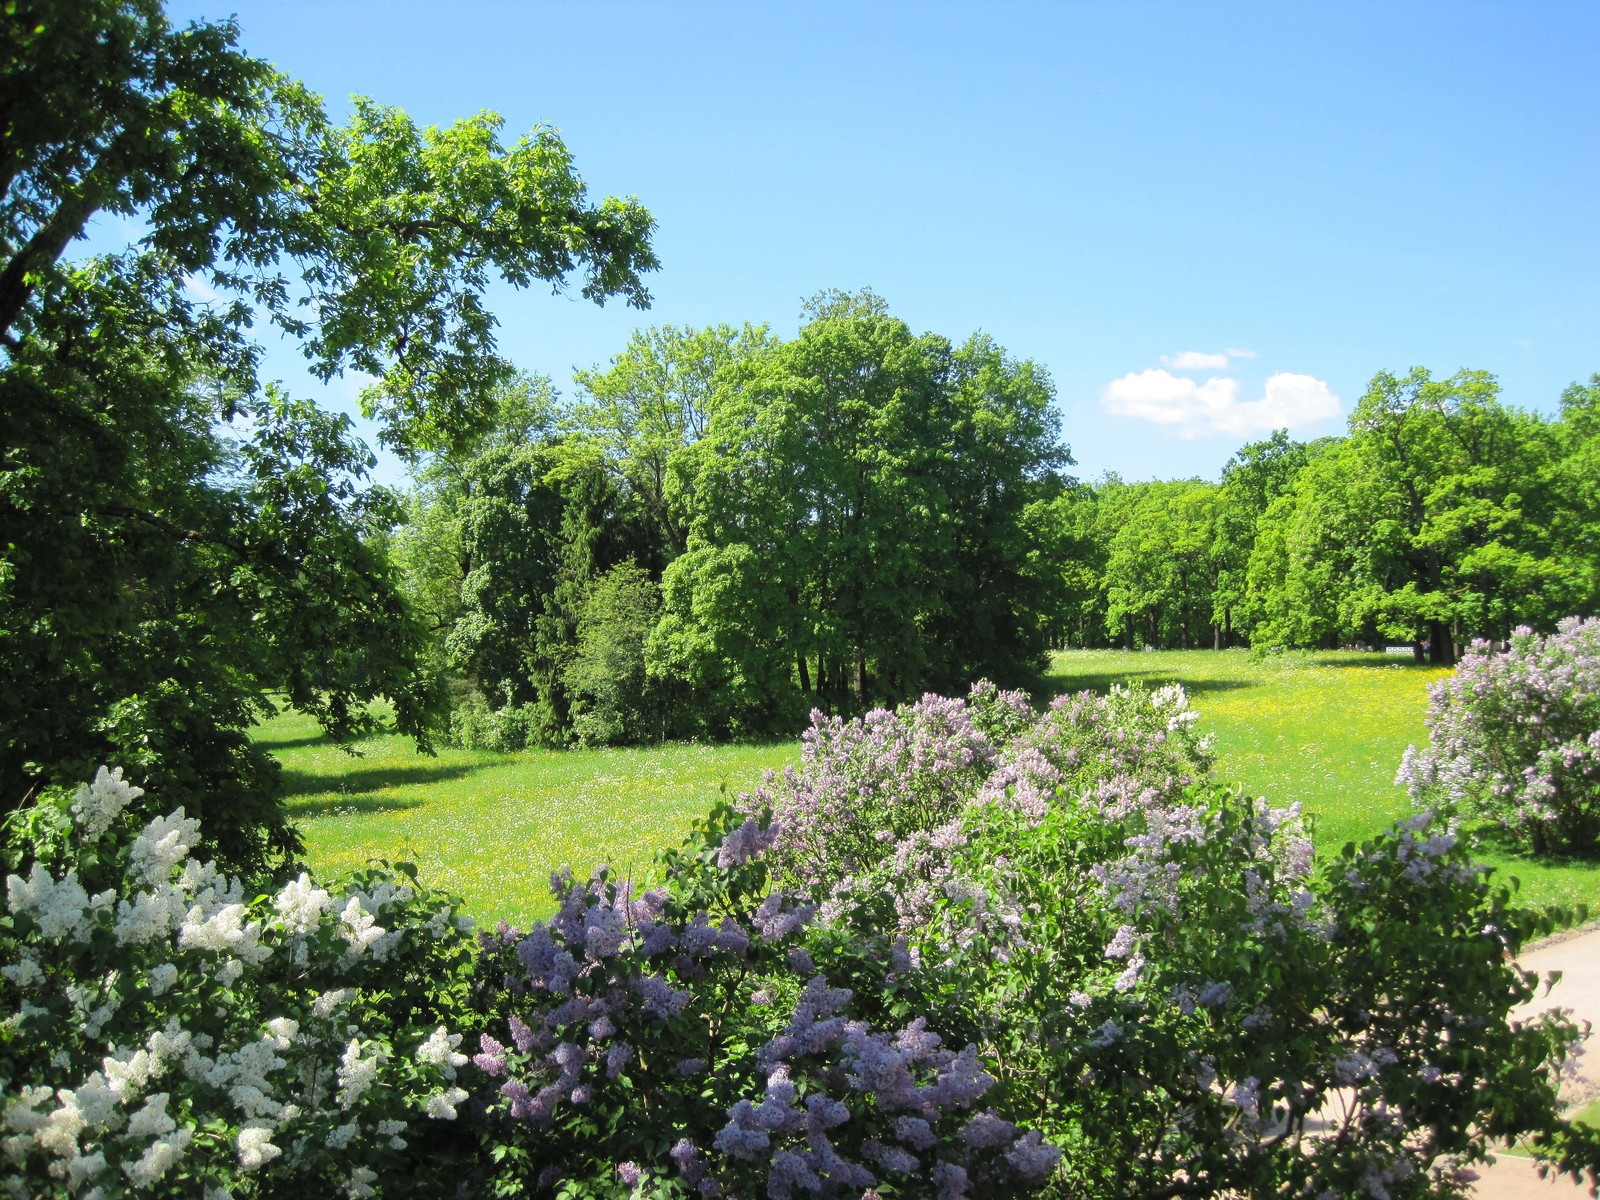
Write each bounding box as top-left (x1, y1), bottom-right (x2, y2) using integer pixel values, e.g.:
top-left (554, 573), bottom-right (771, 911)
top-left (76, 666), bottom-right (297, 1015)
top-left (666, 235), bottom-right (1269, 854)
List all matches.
top-left (0, 768), bottom-right (479, 1198)
top-left (1399, 618), bottom-right (1600, 854)
top-left (465, 803), bottom-right (1059, 1198)
top-left (752, 679), bottom-right (1600, 1196)
top-left (447, 693), bottom-right (555, 752)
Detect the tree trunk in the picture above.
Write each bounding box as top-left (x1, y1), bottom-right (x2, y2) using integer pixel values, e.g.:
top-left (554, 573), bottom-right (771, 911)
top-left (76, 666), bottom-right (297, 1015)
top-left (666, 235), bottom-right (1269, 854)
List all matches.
top-left (1428, 618), bottom-right (1454, 666)
top-left (796, 652), bottom-right (811, 695)
top-left (1213, 623), bottom-right (1222, 651)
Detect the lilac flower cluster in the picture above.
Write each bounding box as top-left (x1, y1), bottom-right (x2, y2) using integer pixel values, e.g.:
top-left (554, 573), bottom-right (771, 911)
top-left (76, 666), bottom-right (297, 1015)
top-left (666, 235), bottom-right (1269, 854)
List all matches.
top-left (467, 807), bottom-right (1061, 1196)
top-left (1399, 618), bottom-right (1600, 853)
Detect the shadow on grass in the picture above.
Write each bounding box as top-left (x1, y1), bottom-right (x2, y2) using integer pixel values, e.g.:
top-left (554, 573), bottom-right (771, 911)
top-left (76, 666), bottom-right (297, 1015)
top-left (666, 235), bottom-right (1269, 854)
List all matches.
top-left (282, 762), bottom-right (479, 807)
top-left (1041, 671), bottom-right (1257, 698)
top-left (286, 793), bottom-right (428, 819)
top-left (1468, 822), bottom-right (1600, 868)
top-left (254, 731), bottom-right (339, 751)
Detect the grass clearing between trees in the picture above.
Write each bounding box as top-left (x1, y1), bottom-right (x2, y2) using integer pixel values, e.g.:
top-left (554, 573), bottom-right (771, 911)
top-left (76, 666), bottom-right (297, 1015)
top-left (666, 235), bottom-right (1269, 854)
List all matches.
top-left (260, 647), bottom-right (1600, 922)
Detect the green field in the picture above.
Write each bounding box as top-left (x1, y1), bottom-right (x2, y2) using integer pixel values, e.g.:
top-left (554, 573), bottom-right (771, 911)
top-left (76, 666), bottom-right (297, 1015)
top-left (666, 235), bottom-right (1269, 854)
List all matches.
top-left (259, 648), bottom-right (1600, 923)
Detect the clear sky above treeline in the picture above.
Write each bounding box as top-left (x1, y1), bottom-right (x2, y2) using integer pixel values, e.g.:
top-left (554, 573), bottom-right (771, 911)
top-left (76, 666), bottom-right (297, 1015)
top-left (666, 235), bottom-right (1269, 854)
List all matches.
top-left (163, 0), bottom-right (1600, 486)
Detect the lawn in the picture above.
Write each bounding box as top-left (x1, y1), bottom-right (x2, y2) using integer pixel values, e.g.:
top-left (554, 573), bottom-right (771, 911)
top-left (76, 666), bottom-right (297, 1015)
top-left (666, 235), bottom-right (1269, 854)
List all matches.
top-left (1045, 648), bottom-right (1600, 914)
top-left (255, 710), bottom-right (796, 924)
top-left (258, 647), bottom-right (1600, 923)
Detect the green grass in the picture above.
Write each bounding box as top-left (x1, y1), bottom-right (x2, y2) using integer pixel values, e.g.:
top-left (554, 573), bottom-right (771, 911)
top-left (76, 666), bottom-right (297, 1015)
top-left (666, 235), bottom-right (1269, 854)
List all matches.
top-left (1045, 648), bottom-right (1600, 914)
top-left (255, 709), bottom-right (796, 924)
top-left (257, 647), bottom-right (1600, 923)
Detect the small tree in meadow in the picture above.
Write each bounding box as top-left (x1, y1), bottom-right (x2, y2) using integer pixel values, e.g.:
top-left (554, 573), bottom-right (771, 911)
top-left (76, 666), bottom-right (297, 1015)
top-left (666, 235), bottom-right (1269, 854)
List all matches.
top-left (1400, 617), bottom-right (1600, 854)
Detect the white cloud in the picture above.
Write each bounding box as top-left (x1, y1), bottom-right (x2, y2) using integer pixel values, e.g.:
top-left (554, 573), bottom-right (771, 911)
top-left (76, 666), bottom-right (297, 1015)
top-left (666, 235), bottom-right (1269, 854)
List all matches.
top-left (1161, 350), bottom-right (1230, 370)
top-left (1100, 369), bottom-right (1340, 439)
top-left (1225, 347), bottom-right (1258, 359)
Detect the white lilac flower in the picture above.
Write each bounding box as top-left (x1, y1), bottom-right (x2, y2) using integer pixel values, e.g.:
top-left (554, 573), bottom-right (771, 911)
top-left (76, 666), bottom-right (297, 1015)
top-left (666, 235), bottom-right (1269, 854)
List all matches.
top-left (0, 953), bottom-right (43, 989)
top-left (114, 883), bottom-right (183, 947)
top-left (325, 1122), bottom-right (358, 1150)
top-left (146, 964), bottom-right (179, 995)
top-left (313, 988), bottom-right (352, 1018)
top-left (6, 863), bottom-right (90, 942)
top-left (122, 1128), bottom-right (192, 1188)
top-left (103, 1048), bottom-right (158, 1102)
top-left (272, 872), bottom-right (330, 934)
top-left (337, 896), bottom-right (386, 956)
top-left (424, 1087), bottom-right (469, 1119)
top-left (65, 1076), bottom-right (119, 1131)
top-left (66, 1149), bottom-right (108, 1189)
top-left (215, 958), bottom-right (244, 987)
top-left (72, 766), bottom-right (144, 840)
top-left (347, 1166), bottom-right (378, 1199)
top-left (264, 1018), bottom-right (299, 1048)
top-left (127, 810), bottom-right (201, 886)
top-left (124, 1093), bottom-right (175, 1138)
top-left (426, 905), bottom-right (454, 939)
top-left (177, 902), bottom-right (248, 954)
top-left (337, 1040), bottom-right (384, 1109)
top-left (236, 1123), bottom-right (280, 1170)
top-left (416, 1026), bottom-right (469, 1079)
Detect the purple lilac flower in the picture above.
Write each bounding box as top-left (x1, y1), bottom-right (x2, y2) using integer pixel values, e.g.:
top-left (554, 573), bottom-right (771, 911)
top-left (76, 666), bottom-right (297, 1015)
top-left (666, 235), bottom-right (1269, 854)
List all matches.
top-left (1004, 1130), bottom-right (1062, 1182)
top-left (615, 1161), bottom-right (641, 1188)
top-left (473, 1034), bottom-right (507, 1077)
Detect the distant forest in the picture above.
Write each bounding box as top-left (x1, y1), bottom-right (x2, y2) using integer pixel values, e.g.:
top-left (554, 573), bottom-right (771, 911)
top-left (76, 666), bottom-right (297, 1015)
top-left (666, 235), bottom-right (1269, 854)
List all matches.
top-left (393, 290), bottom-right (1600, 748)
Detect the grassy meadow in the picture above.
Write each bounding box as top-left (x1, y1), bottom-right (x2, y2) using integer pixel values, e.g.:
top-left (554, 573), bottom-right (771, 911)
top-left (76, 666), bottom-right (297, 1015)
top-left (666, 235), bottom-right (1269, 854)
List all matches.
top-left (257, 648), bottom-right (1600, 923)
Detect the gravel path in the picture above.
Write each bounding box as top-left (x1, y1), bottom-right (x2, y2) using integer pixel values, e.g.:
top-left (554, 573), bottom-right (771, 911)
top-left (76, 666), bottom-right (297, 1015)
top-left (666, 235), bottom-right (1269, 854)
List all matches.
top-left (1474, 923), bottom-right (1600, 1198)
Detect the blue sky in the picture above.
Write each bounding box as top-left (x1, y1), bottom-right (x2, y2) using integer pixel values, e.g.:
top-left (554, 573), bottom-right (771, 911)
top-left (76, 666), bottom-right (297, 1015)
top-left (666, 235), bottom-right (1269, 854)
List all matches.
top-left (164, 0), bottom-right (1600, 485)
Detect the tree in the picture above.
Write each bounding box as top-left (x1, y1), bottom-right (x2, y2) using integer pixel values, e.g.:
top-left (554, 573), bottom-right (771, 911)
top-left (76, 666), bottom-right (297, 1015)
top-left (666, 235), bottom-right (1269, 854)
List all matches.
top-left (0, 0), bottom-right (658, 866)
top-left (654, 291), bottom-right (1065, 731)
top-left (571, 323), bottom-right (776, 560)
top-left (1211, 430), bottom-right (1312, 646)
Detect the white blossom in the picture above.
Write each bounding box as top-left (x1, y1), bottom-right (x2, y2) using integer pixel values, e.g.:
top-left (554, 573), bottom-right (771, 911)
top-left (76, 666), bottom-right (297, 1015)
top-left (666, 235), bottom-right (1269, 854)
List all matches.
top-left (415, 1026), bottom-right (468, 1079)
top-left (146, 964), bottom-right (178, 995)
top-left (264, 1018), bottom-right (299, 1048)
top-left (6, 863), bottom-right (90, 942)
top-left (122, 1127), bottom-right (192, 1188)
top-left (347, 1166), bottom-right (379, 1199)
top-left (1, 953), bottom-right (43, 990)
top-left (114, 885), bottom-right (185, 945)
top-left (124, 1093), bottom-right (175, 1138)
top-left (127, 810), bottom-right (201, 886)
top-left (235, 1123), bottom-right (280, 1170)
top-left (424, 1086), bottom-right (469, 1120)
top-left (325, 1121), bottom-right (358, 1150)
top-left (337, 896), bottom-right (386, 956)
top-left (72, 766), bottom-right (143, 840)
top-left (313, 988), bottom-right (352, 1018)
top-left (337, 1040), bottom-right (385, 1109)
top-left (273, 872), bottom-right (330, 935)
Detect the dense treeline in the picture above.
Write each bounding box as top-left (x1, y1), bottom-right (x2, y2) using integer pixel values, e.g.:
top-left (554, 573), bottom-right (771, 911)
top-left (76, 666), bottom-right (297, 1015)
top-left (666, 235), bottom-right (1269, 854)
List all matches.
top-left (396, 290), bottom-right (1071, 746)
top-left (1025, 369), bottom-right (1600, 666)
top-left (403, 321), bottom-right (1600, 745)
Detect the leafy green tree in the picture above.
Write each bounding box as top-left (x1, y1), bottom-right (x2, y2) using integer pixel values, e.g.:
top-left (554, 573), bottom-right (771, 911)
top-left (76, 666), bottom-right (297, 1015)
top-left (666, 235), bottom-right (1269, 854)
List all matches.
top-left (1246, 370), bottom-right (1563, 661)
top-left (572, 323), bottom-right (776, 559)
top-left (1021, 478), bottom-right (1109, 649)
top-left (1101, 480), bottom-right (1220, 649)
top-left (655, 291), bottom-right (1065, 732)
top-left (1211, 430), bottom-right (1312, 646)
top-left (0, 0), bottom-right (657, 866)
top-left (565, 560), bottom-right (666, 745)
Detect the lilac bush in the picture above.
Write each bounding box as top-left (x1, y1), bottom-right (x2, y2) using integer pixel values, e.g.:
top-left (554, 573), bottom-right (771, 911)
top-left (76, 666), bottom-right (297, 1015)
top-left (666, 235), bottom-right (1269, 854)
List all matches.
top-left (743, 677), bottom-right (1600, 1195)
top-left (1399, 618), bottom-right (1600, 853)
top-left (466, 802), bottom-right (1059, 1198)
top-left (0, 768), bottom-right (481, 1198)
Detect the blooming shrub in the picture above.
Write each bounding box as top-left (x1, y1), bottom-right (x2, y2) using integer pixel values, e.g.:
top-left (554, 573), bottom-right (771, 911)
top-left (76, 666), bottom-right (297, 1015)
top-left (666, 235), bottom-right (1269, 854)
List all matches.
top-left (748, 677), bottom-right (1600, 1195)
top-left (0, 768), bottom-right (480, 1198)
top-left (1399, 618), bottom-right (1600, 854)
top-left (466, 802), bottom-right (1059, 1198)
